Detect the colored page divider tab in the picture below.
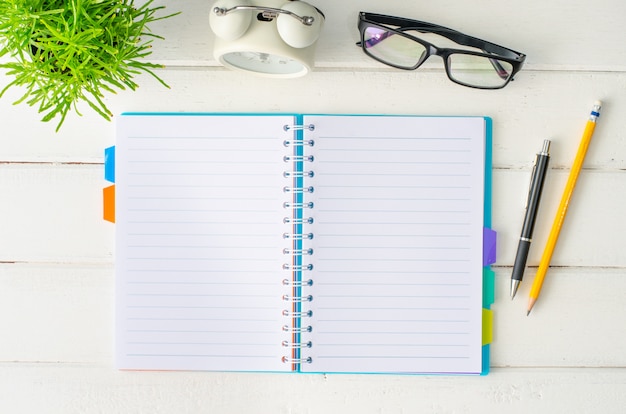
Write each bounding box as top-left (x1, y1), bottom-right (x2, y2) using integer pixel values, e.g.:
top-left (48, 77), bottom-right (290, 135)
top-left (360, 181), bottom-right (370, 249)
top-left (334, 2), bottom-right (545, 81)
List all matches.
top-left (105, 146), bottom-right (115, 183)
top-left (483, 227), bottom-right (497, 266)
top-left (482, 309), bottom-right (493, 346)
top-left (103, 185), bottom-right (115, 223)
top-left (103, 146), bottom-right (115, 222)
top-left (481, 268), bottom-right (495, 375)
top-left (480, 228), bottom-right (496, 375)
top-left (481, 346), bottom-right (490, 375)
top-left (483, 269), bottom-right (495, 309)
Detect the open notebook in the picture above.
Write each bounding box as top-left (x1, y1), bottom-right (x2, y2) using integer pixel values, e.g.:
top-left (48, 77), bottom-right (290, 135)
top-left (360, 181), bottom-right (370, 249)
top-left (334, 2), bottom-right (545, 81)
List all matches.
top-left (109, 113), bottom-right (495, 375)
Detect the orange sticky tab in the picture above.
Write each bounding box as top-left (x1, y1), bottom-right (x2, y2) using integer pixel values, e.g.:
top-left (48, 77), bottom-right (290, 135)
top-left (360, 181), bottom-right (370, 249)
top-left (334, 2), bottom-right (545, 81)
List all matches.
top-left (103, 185), bottom-right (115, 223)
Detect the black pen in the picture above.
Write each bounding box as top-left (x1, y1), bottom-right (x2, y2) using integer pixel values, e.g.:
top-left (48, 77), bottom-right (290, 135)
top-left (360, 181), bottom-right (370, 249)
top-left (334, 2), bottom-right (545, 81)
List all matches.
top-left (511, 139), bottom-right (551, 299)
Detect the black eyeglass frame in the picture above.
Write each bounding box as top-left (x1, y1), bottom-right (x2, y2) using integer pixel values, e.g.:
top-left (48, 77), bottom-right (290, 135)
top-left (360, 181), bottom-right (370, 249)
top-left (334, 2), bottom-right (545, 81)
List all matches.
top-left (357, 12), bottom-right (527, 89)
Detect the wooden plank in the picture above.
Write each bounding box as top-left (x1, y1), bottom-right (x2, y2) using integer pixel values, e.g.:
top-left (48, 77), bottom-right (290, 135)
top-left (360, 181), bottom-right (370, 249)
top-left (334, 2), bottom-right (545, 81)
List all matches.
top-left (0, 364), bottom-right (624, 414)
top-left (491, 267), bottom-right (626, 368)
top-left (0, 264), bottom-right (113, 363)
top-left (2, 164), bottom-right (624, 267)
top-left (0, 164), bottom-right (114, 262)
top-left (1, 69), bottom-right (623, 167)
top-left (0, 2), bottom-right (624, 412)
top-left (1, 263), bottom-right (625, 367)
top-left (145, 0), bottom-right (626, 71)
top-left (492, 169), bottom-right (626, 267)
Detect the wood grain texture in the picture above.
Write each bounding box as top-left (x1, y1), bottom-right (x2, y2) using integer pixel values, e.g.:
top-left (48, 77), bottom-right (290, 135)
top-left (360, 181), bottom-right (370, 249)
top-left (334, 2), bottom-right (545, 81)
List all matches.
top-left (0, 0), bottom-right (624, 412)
top-left (0, 364), bottom-right (624, 414)
top-left (1, 264), bottom-right (625, 368)
top-left (1, 166), bottom-right (623, 266)
top-left (1, 70), bottom-right (624, 168)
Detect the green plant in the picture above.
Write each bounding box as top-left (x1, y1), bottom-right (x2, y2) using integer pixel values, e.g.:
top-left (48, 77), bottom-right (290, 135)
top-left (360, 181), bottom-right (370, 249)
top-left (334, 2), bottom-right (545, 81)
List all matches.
top-left (0, 0), bottom-right (179, 131)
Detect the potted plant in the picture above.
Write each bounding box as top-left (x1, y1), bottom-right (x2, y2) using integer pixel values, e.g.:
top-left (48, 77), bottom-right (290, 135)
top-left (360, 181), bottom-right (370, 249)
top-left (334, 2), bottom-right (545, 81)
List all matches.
top-left (0, 0), bottom-right (179, 131)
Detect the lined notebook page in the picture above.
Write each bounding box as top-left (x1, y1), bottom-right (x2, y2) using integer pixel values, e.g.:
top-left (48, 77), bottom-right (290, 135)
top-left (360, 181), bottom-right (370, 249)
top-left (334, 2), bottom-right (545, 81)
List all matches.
top-left (300, 115), bottom-right (486, 374)
top-left (115, 114), bottom-right (293, 372)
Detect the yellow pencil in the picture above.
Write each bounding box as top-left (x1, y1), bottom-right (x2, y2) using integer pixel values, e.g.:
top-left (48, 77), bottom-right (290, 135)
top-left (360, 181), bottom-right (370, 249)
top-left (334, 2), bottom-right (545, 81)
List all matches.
top-left (527, 101), bottom-right (602, 315)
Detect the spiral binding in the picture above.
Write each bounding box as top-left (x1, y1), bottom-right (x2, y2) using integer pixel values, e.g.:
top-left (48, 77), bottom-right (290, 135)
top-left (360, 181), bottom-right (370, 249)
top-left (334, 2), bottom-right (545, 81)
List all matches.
top-left (283, 186), bottom-right (314, 194)
top-left (283, 139), bottom-right (314, 147)
top-left (282, 325), bottom-right (313, 333)
top-left (282, 248), bottom-right (314, 256)
top-left (283, 123), bottom-right (315, 131)
top-left (282, 122), bottom-right (315, 367)
top-left (283, 202), bottom-right (314, 209)
top-left (282, 294), bottom-right (313, 303)
top-left (282, 309), bottom-right (313, 317)
top-left (282, 340), bottom-right (312, 348)
top-left (282, 356), bottom-right (313, 364)
top-left (283, 232), bottom-right (314, 240)
top-left (282, 264), bottom-right (313, 271)
top-left (283, 217), bottom-right (314, 224)
top-left (284, 155), bottom-right (314, 162)
top-left (283, 170), bottom-right (314, 178)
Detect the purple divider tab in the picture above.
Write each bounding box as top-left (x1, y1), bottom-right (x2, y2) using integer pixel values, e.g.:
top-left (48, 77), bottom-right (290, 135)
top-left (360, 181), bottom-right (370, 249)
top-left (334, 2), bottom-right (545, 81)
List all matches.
top-left (483, 227), bottom-right (497, 266)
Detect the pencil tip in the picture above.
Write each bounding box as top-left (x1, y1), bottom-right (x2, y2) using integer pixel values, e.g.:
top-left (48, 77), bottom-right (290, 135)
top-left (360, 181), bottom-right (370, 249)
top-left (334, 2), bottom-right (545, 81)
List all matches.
top-left (526, 298), bottom-right (536, 316)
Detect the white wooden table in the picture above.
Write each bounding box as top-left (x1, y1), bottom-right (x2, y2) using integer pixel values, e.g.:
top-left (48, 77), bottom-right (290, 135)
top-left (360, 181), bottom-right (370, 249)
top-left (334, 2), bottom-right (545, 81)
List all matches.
top-left (1, 1), bottom-right (625, 412)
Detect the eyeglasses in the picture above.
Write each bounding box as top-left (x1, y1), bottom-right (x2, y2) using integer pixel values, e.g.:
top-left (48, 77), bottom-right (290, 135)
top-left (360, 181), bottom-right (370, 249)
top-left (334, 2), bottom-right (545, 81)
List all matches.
top-left (357, 12), bottom-right (526, 89)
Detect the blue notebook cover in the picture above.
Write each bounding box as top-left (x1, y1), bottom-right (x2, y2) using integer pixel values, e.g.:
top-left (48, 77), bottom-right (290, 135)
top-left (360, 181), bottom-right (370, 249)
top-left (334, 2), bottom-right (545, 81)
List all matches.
top-left (109, 113), bottom-right (495, 375)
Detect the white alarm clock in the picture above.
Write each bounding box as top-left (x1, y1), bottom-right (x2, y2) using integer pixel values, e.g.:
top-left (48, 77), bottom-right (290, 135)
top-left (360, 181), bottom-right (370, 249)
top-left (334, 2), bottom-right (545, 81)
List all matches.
top-left (209, 0), bottom-right (325, 77)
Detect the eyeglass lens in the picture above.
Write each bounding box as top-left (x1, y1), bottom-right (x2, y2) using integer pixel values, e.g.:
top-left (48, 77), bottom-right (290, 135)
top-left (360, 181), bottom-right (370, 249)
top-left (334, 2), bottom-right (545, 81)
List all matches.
top-left (362, 26), bottom-right (514, 88)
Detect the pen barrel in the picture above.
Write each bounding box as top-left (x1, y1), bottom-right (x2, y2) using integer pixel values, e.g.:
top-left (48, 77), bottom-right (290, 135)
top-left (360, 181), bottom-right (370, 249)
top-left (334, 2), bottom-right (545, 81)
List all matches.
top-left (511, 147), bottom-right (550, 286)
top-left (511, 240), bottom-right (531, 282)
top-left (521, 153), bottom-right (550, 237)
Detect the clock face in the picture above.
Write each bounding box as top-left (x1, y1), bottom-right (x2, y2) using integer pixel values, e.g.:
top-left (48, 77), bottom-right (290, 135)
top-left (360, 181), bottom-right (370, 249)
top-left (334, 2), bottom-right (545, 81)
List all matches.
top-left (221, 51), bottom-right (307, 77)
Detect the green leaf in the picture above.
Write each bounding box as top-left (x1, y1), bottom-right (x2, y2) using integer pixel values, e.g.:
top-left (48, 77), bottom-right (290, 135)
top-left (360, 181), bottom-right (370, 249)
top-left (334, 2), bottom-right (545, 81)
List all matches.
top-left (0, 0), bottom-right (180, 131)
